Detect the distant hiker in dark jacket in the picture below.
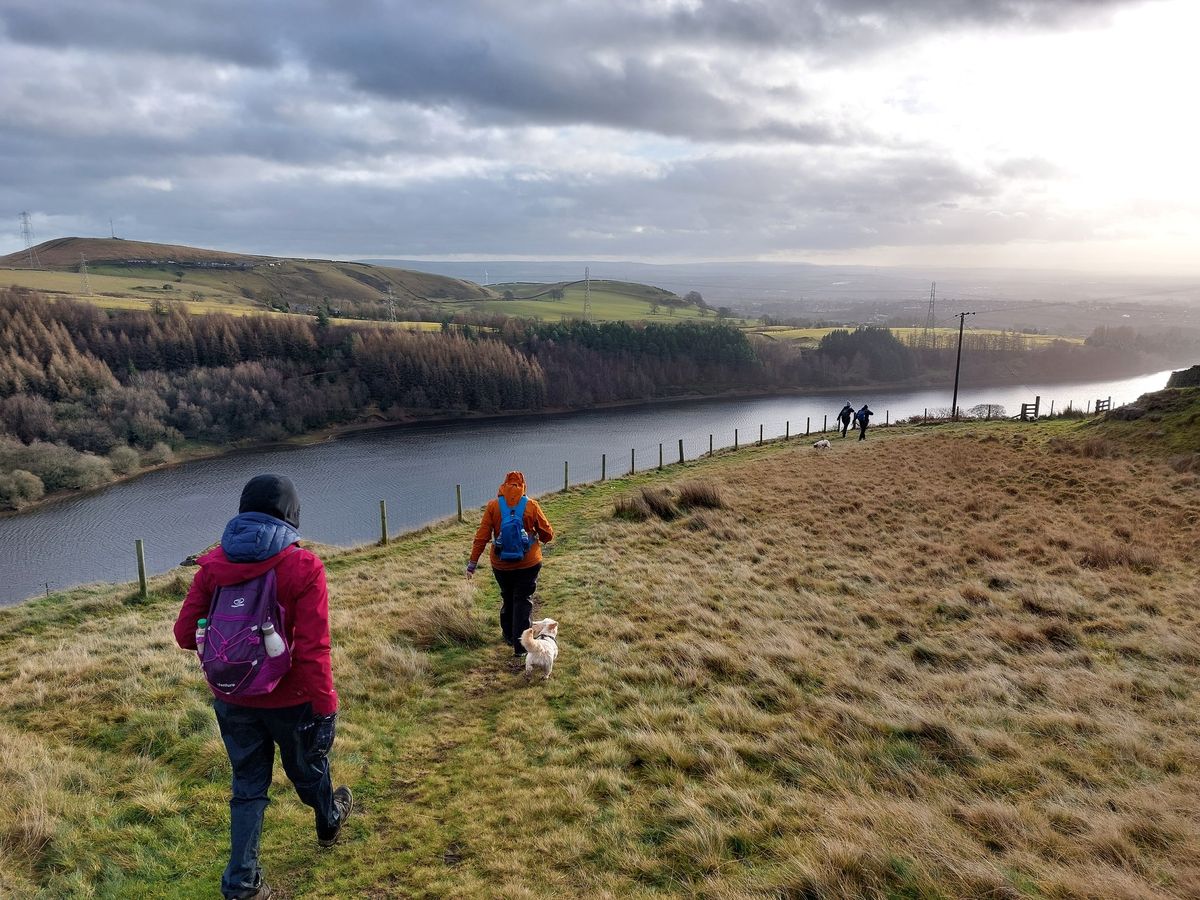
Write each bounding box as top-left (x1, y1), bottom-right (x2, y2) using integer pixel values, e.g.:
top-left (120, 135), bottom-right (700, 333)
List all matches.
top-left (175, 474), bottom-right (352, 900)
top-left (838, 402), bottom-right (855, 437)
top-left (467, 471), bottom-right (555, 656)
top-left (856, 405), bottom-right (873, 441)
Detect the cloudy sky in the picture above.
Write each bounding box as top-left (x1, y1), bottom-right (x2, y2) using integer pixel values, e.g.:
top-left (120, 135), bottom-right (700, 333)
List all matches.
top-left (1, 0), bottom-right (1197, 273)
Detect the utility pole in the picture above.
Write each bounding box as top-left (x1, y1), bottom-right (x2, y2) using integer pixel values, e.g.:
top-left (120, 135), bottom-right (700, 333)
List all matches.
top-left (950, 310), bottom-right (975, 420)
top-left (79, 253), bottom-right (92, 295)
top-left (19, 211), bottom-right (40, 268)
top-left (110, 218), bottom-right (115, 239)
top-left (583, 265), bottom-right (591, 322)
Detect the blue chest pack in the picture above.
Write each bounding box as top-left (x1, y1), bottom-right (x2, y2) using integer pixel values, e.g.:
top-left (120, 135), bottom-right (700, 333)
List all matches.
top-left (495, 495), bottom-right (532, 561)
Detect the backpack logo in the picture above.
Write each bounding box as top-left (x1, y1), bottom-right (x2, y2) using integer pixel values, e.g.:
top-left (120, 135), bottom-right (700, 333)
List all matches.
top-left (494, 495), bottom-right (532, 562)
top-left (199, 569), bottom-right (292, 700)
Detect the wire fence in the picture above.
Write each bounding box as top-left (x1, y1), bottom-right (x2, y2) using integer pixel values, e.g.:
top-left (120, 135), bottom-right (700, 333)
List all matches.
top-left (18, 387), bottom-right (1128, 605)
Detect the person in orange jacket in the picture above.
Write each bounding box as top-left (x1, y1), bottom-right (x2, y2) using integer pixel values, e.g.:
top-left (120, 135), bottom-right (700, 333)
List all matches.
top-left (466, 471), bottom-right (554, 656)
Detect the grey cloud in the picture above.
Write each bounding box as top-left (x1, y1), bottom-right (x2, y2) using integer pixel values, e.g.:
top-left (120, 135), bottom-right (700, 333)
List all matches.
top-left (0, 0), bottom-right (1154, 262)
top-left (3, 124), bottom-right (1088, 260)
top-left (0, 0), bottom-right (1144, 142)
top-left (993, 157), bottom-right (1063, 179)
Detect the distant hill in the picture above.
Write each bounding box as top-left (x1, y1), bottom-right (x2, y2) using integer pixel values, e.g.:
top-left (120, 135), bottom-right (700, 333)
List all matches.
top-left (1, 239), bottom-right (707, 322)
top-left (0, 237), bottom-right (492, 312)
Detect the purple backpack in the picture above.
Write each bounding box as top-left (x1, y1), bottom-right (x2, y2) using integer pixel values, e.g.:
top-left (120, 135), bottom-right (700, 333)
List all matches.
top-left (200, 568), bottom-right (292, 699)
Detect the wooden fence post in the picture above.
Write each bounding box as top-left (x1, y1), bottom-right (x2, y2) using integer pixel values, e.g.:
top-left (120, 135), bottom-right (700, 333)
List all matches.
top-left (379, 499), bottom-right (388, 545)
top-left (658, 443), bottom-right (663, 470)
top-left (631, 448), bottom-right (636, 475)
top-left (135, 539), bottom-right (147, 600)
top-left (758, 424), bottom-right (763, 446)
top-left (678, 438), bottom-right (684, 464)
top-left (709, 434), bottom-right (713, 457)
top-left (734, 428), bottom-right (739, 450)
top-left (785, 420), bottom-right (790, 440)
top-left (564, 460), bottom-right (569, 491)
top-left (924, 407), bottom-right (927, 423)
top-left (601, 453), bottom-right (606, 482)
top-left (885, 410), bottom-right (889, 426)
top-left (806, 416), bottom-right (810, 436)
top-left (823, 414), bottom-right (827, 433)
top-left (455, 484), bottom-right (463, 523)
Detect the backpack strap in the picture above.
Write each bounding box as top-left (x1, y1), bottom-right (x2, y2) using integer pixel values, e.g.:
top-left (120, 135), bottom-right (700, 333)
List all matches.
top-left (514, 496), bottom-right (528, 521)
top-left (495, 495), bottom-right (510, 538)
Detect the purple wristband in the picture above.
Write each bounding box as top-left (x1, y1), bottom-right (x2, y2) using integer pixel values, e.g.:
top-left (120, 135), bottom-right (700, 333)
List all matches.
top-left (466, 561), bottom-right (477, 574)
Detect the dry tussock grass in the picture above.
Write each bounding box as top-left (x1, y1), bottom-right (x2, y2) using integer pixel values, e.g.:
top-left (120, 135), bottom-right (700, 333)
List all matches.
top-left (612, 493), bottom-right (652, 521)
top-left (638, 486), bottom-right (678, 520)
top-left (0, 424), bottom-right (1198, 897)
top-left (676, 480), bottom-right (725, 509)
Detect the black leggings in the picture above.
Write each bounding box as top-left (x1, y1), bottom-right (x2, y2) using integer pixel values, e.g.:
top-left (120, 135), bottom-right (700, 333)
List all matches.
top-left (494, 563), bottom-right (541, 651)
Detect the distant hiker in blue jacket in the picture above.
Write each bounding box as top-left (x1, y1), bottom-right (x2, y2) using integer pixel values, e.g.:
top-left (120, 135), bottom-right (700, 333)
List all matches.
top-left (838, 402), bottom-right (855, 437)
top-left (855, 405), bottom-right (873, 441)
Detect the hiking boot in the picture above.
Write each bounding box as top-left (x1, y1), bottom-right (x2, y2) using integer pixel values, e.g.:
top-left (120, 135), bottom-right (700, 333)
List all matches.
top-left (317, 787), bottom-right (354, 848)
top-left (228, 882), bottom-right (271, 900)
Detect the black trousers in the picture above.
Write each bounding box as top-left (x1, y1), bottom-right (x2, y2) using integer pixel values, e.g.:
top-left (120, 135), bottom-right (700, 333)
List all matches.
top-left (213, 700), bottom-right (337, 898)
top-left (858, 421), bottom-right (869, 440)
top-left (494, 563), bottom-right (540, 652)
top-left (840, 417), bottom-right (851, 437)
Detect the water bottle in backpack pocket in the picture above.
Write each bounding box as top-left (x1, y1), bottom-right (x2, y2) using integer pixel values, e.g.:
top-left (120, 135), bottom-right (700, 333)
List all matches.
top-left (494, 495), bottom-right (533, 562)
top-left (199, 568), bottom-right (292, 699)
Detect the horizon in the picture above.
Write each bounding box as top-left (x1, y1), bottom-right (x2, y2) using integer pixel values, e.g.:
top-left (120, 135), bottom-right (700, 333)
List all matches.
top-left (2, 1), bottom-right (1199, 278)
top-left (12, 234), bottom-right (1200, 286)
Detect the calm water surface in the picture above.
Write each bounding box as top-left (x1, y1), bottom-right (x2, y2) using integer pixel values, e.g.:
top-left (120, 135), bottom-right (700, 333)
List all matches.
top-left (1, 369), bottom-right (1175, 604)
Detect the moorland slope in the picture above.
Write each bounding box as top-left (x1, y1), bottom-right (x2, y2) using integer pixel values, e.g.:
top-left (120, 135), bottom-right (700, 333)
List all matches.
top-left (1, 408), bottom-right (1198, 898)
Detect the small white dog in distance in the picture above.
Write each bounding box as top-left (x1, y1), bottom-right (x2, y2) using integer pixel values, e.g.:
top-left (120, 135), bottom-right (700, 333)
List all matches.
top-left (520, 618), bottom-right (559, 680)
top-left (812, 439), bottom-right (831, 450)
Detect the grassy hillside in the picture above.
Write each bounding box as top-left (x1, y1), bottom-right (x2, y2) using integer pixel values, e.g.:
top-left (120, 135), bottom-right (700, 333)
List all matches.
top-left (0, 237), bottom-right (491, 313)
top-left (441, 279), bottom-right (707, 323)
top-left (2, 420), bottom-right (1198, 897)
top-left (1084, 386), bottom-right (1200, 458)
top-left (2, 241), bottom-right (709, 324)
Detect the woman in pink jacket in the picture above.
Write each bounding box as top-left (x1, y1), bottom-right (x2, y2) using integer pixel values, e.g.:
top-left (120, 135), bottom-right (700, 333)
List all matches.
top-left (175, 474), bottom-right (352, 900)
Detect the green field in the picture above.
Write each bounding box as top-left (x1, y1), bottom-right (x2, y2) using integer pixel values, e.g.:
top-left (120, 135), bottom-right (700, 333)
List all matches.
top-left (1, 403), bottom-right (1198, 897)
top-left (0, 268), bottom-right (273, 314)
top-left (748, 325), bottom-right (1083, 346)
top-left (443, 280), bottom-right (709, 323)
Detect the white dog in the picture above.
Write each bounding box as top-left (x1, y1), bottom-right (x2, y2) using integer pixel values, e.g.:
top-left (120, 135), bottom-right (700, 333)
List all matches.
top-left (812, 439), bottom-right (831, 450)
top-left (520, 618), bottom-right (559, 680)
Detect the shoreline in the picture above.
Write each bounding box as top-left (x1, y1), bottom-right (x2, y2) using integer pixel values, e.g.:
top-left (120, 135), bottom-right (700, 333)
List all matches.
top-left (1, 363), bottom-right (1182, 520)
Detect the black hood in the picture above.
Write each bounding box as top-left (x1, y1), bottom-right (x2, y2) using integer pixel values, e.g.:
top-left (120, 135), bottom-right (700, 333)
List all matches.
top-left (238, 474), bottom-right (300, 528)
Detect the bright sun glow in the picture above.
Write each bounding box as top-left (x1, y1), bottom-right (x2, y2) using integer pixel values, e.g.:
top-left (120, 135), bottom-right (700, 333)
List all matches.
top-left (795, 0), bottom-right (1200, 271)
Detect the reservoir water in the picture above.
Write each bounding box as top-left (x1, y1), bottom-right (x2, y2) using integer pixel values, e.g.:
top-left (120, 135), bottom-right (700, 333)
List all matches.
top-left (1, 368), bottom-right (1176, 604)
